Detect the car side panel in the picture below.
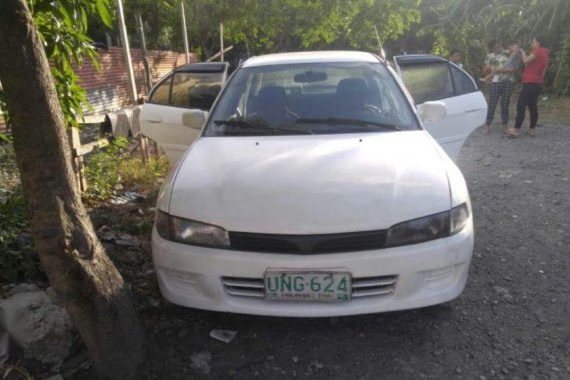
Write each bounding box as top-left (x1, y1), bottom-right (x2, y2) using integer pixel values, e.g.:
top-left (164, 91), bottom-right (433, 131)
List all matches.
top-left (140, 103), bottom-right (206, 165)
top-left (422, 92), bottom-right (487, 159)
top-left (393, 55), bottom-right (487, 160)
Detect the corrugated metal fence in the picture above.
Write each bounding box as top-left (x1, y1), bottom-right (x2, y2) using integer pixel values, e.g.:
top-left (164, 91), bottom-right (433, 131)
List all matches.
top-left (0, 47), bottom-right (197, 129)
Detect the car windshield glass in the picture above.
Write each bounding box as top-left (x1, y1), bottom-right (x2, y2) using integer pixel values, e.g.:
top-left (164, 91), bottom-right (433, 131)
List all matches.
top-left (213, 119), bottom-right (313, 135)
top-left (295, 117), bottom-right (400, 131)
top-left (204, 62), bottom-right (418, 136)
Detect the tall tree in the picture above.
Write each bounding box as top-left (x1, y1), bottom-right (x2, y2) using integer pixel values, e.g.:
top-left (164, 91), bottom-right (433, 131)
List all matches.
top-left (396, 0), bottom-right (570, 77)
top-left (115, 0), bottom-right (421, 58)
top-left (0, 0), bottom-right (145, 378)
top-left (203, 0), bottom-right (422, 54)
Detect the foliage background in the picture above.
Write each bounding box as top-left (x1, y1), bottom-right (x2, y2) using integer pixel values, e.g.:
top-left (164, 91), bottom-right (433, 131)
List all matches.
top-left (94, 0), bottom-right (568, 93)
top-left (2, 0), bottom-right (569, 130)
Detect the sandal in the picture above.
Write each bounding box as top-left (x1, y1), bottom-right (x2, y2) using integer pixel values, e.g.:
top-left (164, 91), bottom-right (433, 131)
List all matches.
top-left (505, 128), bottom-right (519, 138)
top-left (527, 128), bottom-right (536, 137)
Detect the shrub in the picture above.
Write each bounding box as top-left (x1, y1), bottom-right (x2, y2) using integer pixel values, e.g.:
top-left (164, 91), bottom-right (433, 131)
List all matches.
top-left (0, 188), bottom-right (44, 284)
top-left (118, 155), bottom-right (170, 192)
top-left (0, 143), bottom-right (20, 191)
top-left (84, 137), bottom-right (170, 201)
top-left (83, 137), bottom-right (129, 201)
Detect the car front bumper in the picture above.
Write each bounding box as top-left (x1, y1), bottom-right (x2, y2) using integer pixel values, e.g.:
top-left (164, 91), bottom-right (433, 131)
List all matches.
top-left (151, 220), bottom-right (474, 317)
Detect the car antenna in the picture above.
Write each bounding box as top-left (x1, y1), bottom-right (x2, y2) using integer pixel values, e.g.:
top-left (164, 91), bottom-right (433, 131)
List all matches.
top-left (373, 25), bottom-right (386, 60)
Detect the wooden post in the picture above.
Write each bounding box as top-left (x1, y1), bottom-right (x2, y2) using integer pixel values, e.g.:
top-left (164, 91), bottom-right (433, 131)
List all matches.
top-left (152, 140), bottom-right (159, 158)
top-left (117, 0), bottom-right (138, 104)
top-left (68, 127), bottom-right (88, 192)
top-left (220, 23), bottom-right (224, 61)
top-left (206, 45), bottom-right (233, 62)
top-left (181, 2), bottom-right (190, 64)
top-left (136, 14), bottom-right (151, 94)
top-left (138, 134), bottom-right (150, 163)
top-left (105, 32), bottom-right (113, 49)
top-left (67, 127), bottom-right (110, 193)
top-left (130, 106), bottom-right (150, 163)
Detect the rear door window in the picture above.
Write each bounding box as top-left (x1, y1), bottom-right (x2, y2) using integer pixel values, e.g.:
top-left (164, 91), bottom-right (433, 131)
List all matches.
top-left (400, 62), bottom-right (454, 104)
top-left (147, 66), bottom-right (227, 110)
top-left (148, 76), bottom-right (172, 105)
top-left (170, 72), bottom-right (224, 110)
top-left (450, 65), bottom-right (477, 96)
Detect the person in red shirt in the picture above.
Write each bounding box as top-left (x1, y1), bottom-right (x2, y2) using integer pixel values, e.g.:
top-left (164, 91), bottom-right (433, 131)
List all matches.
top-left (508, 36), bottom-right (550, 137)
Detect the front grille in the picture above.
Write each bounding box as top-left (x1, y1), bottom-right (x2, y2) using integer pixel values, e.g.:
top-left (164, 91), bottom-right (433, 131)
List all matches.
top-left (229, 230), bottom-right (387, 254)
top-left (222, 277), bottom-right (265, 298)
top-left (229, 234), bottom-right (299, 253)
top-left (222, 275), bottom-right (397, 300)
top-left (351, 276), bottom-right (397, 298)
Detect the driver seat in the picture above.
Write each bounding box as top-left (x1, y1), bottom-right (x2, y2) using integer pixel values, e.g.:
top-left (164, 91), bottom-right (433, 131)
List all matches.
top-left (335, 78), bottom-right (369, 116)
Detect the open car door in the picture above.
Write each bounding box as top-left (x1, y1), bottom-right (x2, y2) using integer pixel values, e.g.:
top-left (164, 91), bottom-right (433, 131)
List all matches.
top-left (393, 55), bottom-right (487, 160)
top-left (140, 62), bottom-right (229, 164)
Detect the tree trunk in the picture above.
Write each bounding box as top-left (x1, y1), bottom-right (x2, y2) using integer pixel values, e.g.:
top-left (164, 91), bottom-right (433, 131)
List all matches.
top-left (0, 1), bottom-right (146, 378)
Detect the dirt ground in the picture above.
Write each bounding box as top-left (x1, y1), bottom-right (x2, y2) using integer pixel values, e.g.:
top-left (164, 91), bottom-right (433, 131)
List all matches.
top-left (65, 121), bottom-right (570, 379)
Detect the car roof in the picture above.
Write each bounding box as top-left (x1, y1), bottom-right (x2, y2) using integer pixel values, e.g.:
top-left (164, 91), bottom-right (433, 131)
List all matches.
top-left (174, 62), bottom-right (229, 73)
top-left (392, 54), bottom-right (449, 65)
top-left (242, 51), bottom-right (381, 68)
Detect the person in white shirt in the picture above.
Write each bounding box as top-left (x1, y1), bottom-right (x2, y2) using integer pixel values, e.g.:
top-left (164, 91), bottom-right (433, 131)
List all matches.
top-left (449, 49), bottom-right (463, 68)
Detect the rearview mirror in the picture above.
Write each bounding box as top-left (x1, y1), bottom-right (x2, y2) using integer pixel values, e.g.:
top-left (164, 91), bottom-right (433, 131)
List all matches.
top-left (418, 101), bottom-right (446, 124)
top-left (181, 111), bottom-right (207, 130)
top-left (294, 71), bottom-right (327, 83)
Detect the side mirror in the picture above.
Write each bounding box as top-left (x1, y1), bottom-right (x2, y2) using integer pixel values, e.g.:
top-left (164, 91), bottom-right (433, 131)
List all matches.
top-left (418, 101), bottom-right (447, 124)
top-left (181, 111), bottom-right (207, 130)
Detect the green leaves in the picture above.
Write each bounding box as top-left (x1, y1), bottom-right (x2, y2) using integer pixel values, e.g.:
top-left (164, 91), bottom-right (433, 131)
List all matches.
top-left (412, 0), bottom-right (568, 75)
top-left (18, 0), bottom-right (114, 128)
top-left (84, 137), bottom-right (129, 201)
top-left (0, 145), bottom-right (42, 284)
top-left (96, 0), bottom-right (113, 27)
top-left (554, 33), bottom-right (570, 95)
top-left (124, 0), bottom-right (422, 57)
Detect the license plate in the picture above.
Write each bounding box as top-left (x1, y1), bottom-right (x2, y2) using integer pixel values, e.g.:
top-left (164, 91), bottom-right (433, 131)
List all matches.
top-left (264, 271), bottom-right (351, 302)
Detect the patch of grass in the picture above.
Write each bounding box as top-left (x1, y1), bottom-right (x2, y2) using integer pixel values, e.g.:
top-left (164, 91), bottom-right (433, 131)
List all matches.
top-left (84, 137), bottom-right (170, 202)
top-left (537, 96), bottom-right (570, 125)
top-left (504, 93), bottom-right (570, 125)
top-left (83, 137), bottom-right (129, 201)
top-left (0, 144), bottom-right (43, 284)
top-left (0, 188), bottom-right (44, 284)
top-left (0, 143), bottom-right (20, 191)
top-left (118, 156), bottom-right (170, 193)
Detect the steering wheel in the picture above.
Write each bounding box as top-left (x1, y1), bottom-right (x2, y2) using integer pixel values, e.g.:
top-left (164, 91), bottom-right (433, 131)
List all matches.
top-left (363, 104), bottom-right (382, 115)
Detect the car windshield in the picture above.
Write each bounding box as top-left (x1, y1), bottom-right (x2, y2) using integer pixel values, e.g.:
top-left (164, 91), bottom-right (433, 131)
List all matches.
top-left (204, 61), bottom-right (419, 136)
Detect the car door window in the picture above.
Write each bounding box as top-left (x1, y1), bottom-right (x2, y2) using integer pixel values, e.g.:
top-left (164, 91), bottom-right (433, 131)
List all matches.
top-left (450, 65), bottom-right (477, 95)
top-left (400, 62), bottom-right (454, 104)
top-left (171, 72), bottom-right (223, 110)
top-left (148, 76), bottom-right (172, 105)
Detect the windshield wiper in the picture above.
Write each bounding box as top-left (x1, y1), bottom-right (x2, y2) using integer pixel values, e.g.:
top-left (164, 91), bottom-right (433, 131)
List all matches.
top-left (213, 119), bottom-right (313, 135)
top-left (295, 117), bottom-right (400, 131)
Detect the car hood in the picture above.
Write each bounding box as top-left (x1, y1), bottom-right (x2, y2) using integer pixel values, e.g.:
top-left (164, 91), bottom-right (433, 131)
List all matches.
top-left (168, 131), bottom-right (451, 234)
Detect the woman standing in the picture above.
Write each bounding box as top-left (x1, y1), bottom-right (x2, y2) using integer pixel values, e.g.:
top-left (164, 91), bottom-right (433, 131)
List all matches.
top-left (508, 36), bottom-right (550, 137)
top-left (482, 41), bottom-right (521, 134)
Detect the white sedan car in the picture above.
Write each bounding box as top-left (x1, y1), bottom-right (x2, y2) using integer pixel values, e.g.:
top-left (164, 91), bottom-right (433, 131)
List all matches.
top-left (147, 51), bottom-right (487, 317)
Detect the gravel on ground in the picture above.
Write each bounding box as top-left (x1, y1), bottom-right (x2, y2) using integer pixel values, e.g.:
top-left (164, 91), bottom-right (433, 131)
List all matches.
top-left (77, 122), bottom-right (570, 379)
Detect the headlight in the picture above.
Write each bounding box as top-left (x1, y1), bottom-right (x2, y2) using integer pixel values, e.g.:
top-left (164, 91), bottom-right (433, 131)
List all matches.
top-left (155, 210), bottom-right (171, 240)
top-left (450, 203), bottom-right (469, 235)
top-left (155, 210), bottom-right (230, 248)
top-left (385, 203), bottom-right (469, 248)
